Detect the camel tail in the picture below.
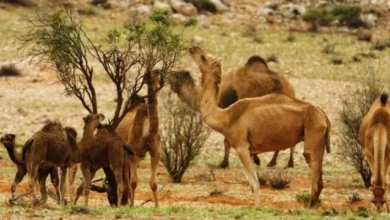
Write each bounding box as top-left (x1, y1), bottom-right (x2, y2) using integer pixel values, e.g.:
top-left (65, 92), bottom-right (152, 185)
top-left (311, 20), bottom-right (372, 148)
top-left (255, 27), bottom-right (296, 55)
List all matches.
top-left (122, 144), bottom-right (134, 156)
top-left (373, 125), bottom-right (387, 187)
top-left (22, 139), bottom-right (34, 161)
top-left (380, 93), bottom-right (388, 106)
top-left (325, 115), bottom-right (331, 154)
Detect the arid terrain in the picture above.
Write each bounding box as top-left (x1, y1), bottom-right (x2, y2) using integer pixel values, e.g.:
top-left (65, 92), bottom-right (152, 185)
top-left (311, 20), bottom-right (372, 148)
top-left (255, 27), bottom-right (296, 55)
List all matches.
top-left (0, 0), bottom-right (390, 219)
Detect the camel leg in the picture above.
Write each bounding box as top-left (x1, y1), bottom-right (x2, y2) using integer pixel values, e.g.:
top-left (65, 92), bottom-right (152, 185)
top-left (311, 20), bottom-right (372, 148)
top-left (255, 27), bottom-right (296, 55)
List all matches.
top-left (28, 162), bottom-right (40, 205)
top-left (236, 146), bottom-right (260, 206)
top-left (59, 167), bottom-right (68, 205)
top-left (49, 168), bottom-right (60, 204)
top-left (113, 167), bottom-right (124, 207)
top-left (267, 151), bottom-right (279, 167)
top-left (150, 142), bottom-right (160, 208)
top-left (68, 164), bottom-right (78, 203)
top-left (38, 175), bottom-right (48, 205)
top-left (286, 146), bottom-right (295, 168)
top-left (303, 139), bottom-right (325, 207)
top-left (129, 156), bottom-right (138, 207)
top-left (122, 159), bottom-right (130, 205)
top-left (11, 170), bottom-right (25, 200)
top-left (219, 138), bottom-right (231, 169)
top-left (74, 181), bottom-right (84, 205)
top-left (81, 165), bottom-right (95, 207)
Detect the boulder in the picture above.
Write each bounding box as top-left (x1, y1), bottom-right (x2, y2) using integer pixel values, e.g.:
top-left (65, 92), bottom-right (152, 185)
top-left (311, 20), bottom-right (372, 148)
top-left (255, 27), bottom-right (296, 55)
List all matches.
top-left (258, 7), bottom-right (274, 16)
top-left (136, 4), bottom-right (151, 15)
top-left (171, 0), bottom-right (198, 17)
top-left (191, 35), bottom-right (203, 44)
top-left (171, 13), bottom-right (187, 25)
top-left (278, 3), bottom-right (306, 19)
top-left (210, 0), bottom-right (228, 13)
top-left (360, 13), bottom-right (377, 29)
top-left (154, 1), bottom-right (172, 12)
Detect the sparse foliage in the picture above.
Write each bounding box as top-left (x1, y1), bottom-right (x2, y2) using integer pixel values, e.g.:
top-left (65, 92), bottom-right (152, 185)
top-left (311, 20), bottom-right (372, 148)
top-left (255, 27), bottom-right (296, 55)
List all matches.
top-left (339, 67), bottom-right (384, 188)
top-left (17, 8), bottom-right (194, 128)
top-left (348, 191), bottom-right (362, 204)
top-left (257, 169), bottom-right (292, 189)
top-left (160, 92), bottom-right (210, 183)
top-left (296, 191), bottom-right (321, 206)
top-left (303, 8), bottom-right (335, 31)
top-left (331, 4), bottom-right (361, 28)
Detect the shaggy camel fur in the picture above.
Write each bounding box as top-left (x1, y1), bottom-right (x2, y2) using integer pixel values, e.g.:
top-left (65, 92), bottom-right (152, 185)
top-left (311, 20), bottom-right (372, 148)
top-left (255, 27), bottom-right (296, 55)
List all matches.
top-left (116, 73), bottom-right (161, 208)
top-left (359, 94), bottom-right (390, 211)
top-left (0, 134), bottom-right (60, 204)
top-left (189, 46), bottom-right (331, 207)
top-left (78, 123), bottom-right (134, 207)
top-left (169, 56), bottom-right (296, 168)
top-left (26, 115), bottom-right (102, 205)
top-left (25, 123), bottom-right (79, 205)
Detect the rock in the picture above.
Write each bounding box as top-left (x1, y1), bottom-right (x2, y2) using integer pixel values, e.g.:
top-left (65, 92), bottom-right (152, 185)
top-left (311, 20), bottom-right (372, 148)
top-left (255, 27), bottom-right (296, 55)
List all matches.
top-left (171, 0), bottom-right (198, 17)
top-left (136, 4), bottom-right (151, 15)
top-left (278, 3), bottom-right (306, 19)
top-left (258, 7), bottom-right (274, 16)
top-left (154, 1), bottom-right (172, 12)
top-left (356, 29), bottom-right (372, 42)
top-left (191, 35), bottom-right (203, 44)
top-left (187, 0), bottom-right (217, 13)
top-left (331, 56), bottom-right (343, 65)
top-left (360, 13), bottom-right (377, 29)
top-left (171, 13), bottom-right (187, 25)
top-left (210, 0), bottom-right (229, 13)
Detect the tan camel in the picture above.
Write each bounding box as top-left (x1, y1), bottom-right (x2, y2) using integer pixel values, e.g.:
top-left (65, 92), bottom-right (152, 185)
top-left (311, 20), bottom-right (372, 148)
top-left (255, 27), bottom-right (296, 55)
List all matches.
top-left (188, 46), bottom-right (331, 207)
top-left (78, 123), bottom-right (134, 207)
top-left (359, 94), bottom-right (390, 211)
top-left (0, 134), bottom-right (60, 204)
top-left (25, 114), bottom-right (103, 205)
top-left (116, 72), bottom-right (161, 208)
top-left (168, 56), bottom-right (296, 168)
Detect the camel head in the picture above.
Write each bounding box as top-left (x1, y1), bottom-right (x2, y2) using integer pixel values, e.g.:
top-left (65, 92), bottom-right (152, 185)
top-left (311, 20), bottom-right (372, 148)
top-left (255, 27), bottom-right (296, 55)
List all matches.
top-left (65, 127), bottom-right (78, 139)
top-left (82, 113), bottom-right (105, 129)
top-left (167, 70), bottom-right (195, 94)
top-left (189, 46), bottom-right (223, 81)
top-left (0, 134), bottom-right (16, 147)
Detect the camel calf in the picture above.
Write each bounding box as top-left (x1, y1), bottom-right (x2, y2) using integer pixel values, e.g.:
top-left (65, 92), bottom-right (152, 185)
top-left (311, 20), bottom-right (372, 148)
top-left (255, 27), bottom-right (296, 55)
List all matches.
top-left (359, 94), bottom-right (390, 211)
top-left (0, 134), bottom-right (60, 204)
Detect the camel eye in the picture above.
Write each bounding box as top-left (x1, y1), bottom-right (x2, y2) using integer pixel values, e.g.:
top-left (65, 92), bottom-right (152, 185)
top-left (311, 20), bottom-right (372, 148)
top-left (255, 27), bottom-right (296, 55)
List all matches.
top-left (201, 55), bottom-right (206, 62)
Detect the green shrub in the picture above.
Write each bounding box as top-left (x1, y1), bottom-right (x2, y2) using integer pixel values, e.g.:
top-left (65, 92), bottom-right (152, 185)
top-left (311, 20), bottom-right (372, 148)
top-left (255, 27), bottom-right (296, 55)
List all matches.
top-left (331, 4), bottom-right (361, 27)
top-left (296, 191), bottom-right (320, 206)
top-left (302, 8), bottom-right (336, 31)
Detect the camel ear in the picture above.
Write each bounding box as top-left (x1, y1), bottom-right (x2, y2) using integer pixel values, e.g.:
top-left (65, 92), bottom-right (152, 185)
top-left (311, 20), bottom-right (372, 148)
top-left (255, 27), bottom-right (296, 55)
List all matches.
top-left (9, 134), bottom-right (15, 140)
top-left (82, 115), bottom-right (89, 123)
top-left (217, 57), bottom-right (224, 63)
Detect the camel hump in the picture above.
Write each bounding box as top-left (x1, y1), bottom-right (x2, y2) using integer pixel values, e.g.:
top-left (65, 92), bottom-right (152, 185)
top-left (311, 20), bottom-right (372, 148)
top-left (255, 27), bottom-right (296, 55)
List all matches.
top-left (41, 121), bottom-right (63, 132)
top-left (246, 56), bottom-right (269, 70)
top-left (219, 88), bottom-right (238, 108)
top-left (380, 94), bottom-right (388, 106)
top-left (22, 138), bottom-right (34, 161)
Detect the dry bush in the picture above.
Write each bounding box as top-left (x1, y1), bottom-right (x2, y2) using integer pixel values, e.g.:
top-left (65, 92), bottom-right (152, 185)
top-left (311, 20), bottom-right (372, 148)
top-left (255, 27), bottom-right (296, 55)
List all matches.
top-left (296, 191), bottom-right (321, 206)
top-left (268, 170), bottom-right (292, 189)
top-left (339, 67), bottom-right (384, 188)
top-left (160, 92), bottom-right (210, 183)
top-left (0, 64), bottom-right (21, 77)
top-left (257, 169), bottom-right (270, 186)
top-left (348, 191), bottom-right (362, 204)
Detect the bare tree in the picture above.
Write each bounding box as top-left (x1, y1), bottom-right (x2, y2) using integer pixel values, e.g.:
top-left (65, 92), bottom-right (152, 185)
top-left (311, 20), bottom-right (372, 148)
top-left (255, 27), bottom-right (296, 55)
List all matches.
top-left (17, 8), bottom-right (196, 128)
top-left (160, 91), bottom-right (210, 183)
top-left (339, 67), bottom-right (384, 188)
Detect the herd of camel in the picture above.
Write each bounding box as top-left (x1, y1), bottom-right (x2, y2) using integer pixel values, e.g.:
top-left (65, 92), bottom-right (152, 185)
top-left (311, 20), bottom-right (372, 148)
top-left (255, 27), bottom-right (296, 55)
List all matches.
top-left (0, 46), bottom-right (389, 211)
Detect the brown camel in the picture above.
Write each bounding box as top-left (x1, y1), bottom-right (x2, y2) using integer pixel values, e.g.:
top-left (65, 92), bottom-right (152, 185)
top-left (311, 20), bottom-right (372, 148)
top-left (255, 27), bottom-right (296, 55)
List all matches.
top-left (25, 114), bottom-right (103, 205)
top-left (168, 56), bottom-right (296, 169)
top-left (359, 94), bottom-right (390, 211)
top-left (0, 134), bottom-right (60, 204)
top-left (189, 46), bottom-right (330, 207)
top-left (78, 123), bottom-right (134, 207)
top-left (116, 72), bottom-right (161, 208)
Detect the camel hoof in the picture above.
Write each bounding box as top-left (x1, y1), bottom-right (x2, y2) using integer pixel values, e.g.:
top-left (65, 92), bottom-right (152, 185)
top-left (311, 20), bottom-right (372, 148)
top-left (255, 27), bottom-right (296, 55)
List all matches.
top-left (218, 161), bottom-right (229, 169)
top-left (284, 164), bottom-right (294, 169)
top-left (267, 162), bottom-right (277, 167)
top-left (31, 199), bottom-right (40, 206)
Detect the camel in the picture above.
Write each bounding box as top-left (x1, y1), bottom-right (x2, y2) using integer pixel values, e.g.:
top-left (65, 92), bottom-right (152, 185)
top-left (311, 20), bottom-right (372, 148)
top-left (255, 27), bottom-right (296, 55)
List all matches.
top-left (116, 72), bottom-right (161, 208)
top-left (188, 46), bottom-right (331, 207)
top-left (359, 94), bottom-right (390, 211)
top-left (168, 56), bottom-right (296, 169)
top-left (25, 114), bottom-right (103, 205)
top-left (77, 123), bottom-right (134, 207)
top-left (0, 134), bottom-right (60, 204)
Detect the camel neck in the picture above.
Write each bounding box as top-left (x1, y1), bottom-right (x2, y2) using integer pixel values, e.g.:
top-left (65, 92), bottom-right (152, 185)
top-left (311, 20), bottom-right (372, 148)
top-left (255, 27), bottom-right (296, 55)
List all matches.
top-left (80, 123), bottom-right (96, 148)
top-left (4, 144), bottom-right (22, 165)
top-left (200, 68), bottom-right (226, 133)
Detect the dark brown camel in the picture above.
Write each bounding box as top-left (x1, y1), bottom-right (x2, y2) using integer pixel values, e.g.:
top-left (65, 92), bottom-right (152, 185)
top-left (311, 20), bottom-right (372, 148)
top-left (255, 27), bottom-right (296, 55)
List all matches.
top-left (0, 134), bottom-right (61, 204)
